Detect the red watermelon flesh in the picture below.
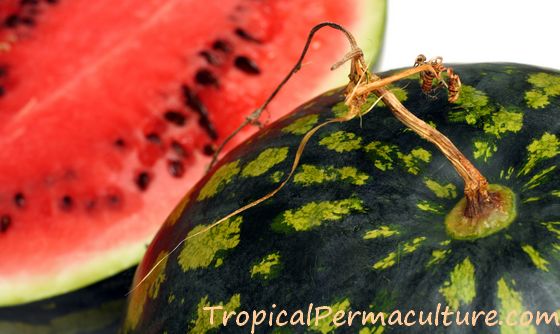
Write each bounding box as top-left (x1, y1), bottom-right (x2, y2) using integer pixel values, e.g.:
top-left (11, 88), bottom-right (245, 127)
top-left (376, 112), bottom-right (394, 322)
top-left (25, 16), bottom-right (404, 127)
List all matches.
top-left (0, 0), bottom-right (385, 305)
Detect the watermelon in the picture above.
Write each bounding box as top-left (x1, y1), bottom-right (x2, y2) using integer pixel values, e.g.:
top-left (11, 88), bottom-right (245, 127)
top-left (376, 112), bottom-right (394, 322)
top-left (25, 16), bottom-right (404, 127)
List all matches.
top-left (0, 0), bottom-right (385, 305)
top-left (123, 63), bottom-right (560, 333)
top-left (0, 268), bottom-right (134, 334)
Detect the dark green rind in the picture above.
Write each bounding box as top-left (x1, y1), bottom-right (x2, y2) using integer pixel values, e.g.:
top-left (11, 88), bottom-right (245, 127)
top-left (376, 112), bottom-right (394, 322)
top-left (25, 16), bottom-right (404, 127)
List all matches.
top-left (0, 268), bottom-right (134, 334)
top-left (125, 64), bottom-right (560, 333)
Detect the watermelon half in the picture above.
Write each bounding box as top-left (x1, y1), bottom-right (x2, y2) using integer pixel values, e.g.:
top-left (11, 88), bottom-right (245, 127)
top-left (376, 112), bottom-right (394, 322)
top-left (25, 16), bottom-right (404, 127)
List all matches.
top-left (0, 0), bottom-right (385, 305)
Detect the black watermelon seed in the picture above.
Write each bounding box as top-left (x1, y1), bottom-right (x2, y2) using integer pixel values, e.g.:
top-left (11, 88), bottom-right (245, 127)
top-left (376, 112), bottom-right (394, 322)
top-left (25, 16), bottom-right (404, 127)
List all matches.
top-left (0, 87), bottom-right (5, 97)
top-left (181, 85), bottom-right (204, 115)
top-left (145, 132), bottom-right (161, 144)
top-left (114, 138), bottom-right (126, 148)
top-left (195, 69), bottom-right (219, 87)
top-left (212, 39), bottom-right (231, 53)
top-left (46, 0), bottom-right (58, 4)
top-left (171, 140), bottom-right (187, 158)
top-left (198, 50), bottom-right (220, 66)
top-left (60, 195), bottom-right (73, 211)
top-left (234, 56), bottom-right (260, 75)
top-left (198, 118), bottom-right (218, 140)
top-left (21, 0), bottom-right (39, 5)
top-left (168, 160), bottom-right (185, 178)
top-left (135, 172), bottom-right (151, 191)
top-left (234, 28), bottom-right (262, 43)
top-left (4, 15), bottom-right (19, 28)
top-left (181, 85), bottom-right (217, 139)
top-left (14, 193), bottom-right (25, 208)
top-left (163, 110), bottom-right (186, 126)
top-left (203, 144), bottom-right (215, 156)
top-left (0, 215), bottom-right (11, 232)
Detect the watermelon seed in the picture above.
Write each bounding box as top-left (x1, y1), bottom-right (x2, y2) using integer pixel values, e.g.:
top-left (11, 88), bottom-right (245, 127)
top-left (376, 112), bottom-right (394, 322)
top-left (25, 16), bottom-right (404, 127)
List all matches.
top-left (203, 144), bottom-right (215, 156)
top-left (163, 110), bottom-right (186, 126)
top-left (114, 138), bottom-right (126, 148)
top-left (198, 118), bottom-right (218, 140)
top-left (234, 28), bottom-right (261, 43)
top-left (212, 39), bottom-right (231, 53)
top-left (194, 69), bottom-right (219, 87)
top-left (135, 172), bottom-right (151, 191)
top-left (170, 140), bottom-right (187, 158)
top-left (59, 195), bottom-right (73, 211)
top-left (182, 85), bottom-right (218, 139)
top-left (46, 0), bottom-right (58, 4)
top-left (0, 87), bottom-right (5, 97)
top-left (0, 215), bottom-right (11, 232)
top-left (14, 193), bottom-right (25, 208)
top-left (4, 15), bottom-right (19, 28)
top-left (145, 133), bottom-right (161, 144)
top-left (167, 160), bottom-right (185, 178)
top-left (198, 51), bottom-right (220, 66)
top-left (234, 56), bottom-right (260, 75)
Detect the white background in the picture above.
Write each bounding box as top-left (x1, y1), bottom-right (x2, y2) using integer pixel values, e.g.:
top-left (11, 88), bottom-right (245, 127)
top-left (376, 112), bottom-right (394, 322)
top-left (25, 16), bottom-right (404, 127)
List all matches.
top-left (377, 1), bottom-right (560, 71)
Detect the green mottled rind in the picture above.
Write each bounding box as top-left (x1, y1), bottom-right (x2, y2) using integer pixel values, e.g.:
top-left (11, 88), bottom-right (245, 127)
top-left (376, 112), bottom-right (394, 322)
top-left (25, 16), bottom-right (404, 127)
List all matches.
top-left (125, 64), bottom-right (560, 334)
top-left (250, 253), bottom-right (282, 280)
top-left (363, 226), bottom-right (398, 239)
top-left (319, 131), bottom-right (362, 152)
top-left (282, 115), bottom-right (319, 135)
top-left (497, 278), bottom-right (537, 334)
top-left (372, 237), bottom-right (426, 270)
top-left (473, 140), bottom-right (497, 161)
top-left (525, 72), bottom-right (560, 109)
top-left (178, 216), bottom-right (242, 271)
top-left (241, 147), bottom-right (289, 177)
top-left (364, 141), bottom-right (431, 174)
top-left (439, 258), bottom-right (476, 311)
top-left (197, 161), bottom-right (240, 201)
top-left (424, 178), bottom-right (457, 199)
top-left (272, 198), bottom-right (364, 232)
top-left (521, 245), bottom-right (549, 271)
top-left (519, 133), bottom-right (559, 176)
top-left (294, 164), bottom-right (369, 186)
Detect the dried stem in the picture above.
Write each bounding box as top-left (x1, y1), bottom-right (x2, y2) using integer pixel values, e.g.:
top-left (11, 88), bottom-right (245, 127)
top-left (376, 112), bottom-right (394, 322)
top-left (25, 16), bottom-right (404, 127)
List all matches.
top-left (371, 85), bottom-right (492, 217)
top-left (208, 22), bottom-right (365, 171)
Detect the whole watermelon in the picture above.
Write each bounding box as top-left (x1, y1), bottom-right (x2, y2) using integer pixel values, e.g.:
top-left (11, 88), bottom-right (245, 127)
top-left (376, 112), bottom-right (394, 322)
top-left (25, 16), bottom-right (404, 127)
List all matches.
top-left (123, 63), bottom-right (560, 333)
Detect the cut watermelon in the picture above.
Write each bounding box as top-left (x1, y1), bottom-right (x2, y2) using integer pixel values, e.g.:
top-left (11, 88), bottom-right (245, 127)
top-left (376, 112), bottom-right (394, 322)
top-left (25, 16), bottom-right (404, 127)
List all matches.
top-left (0, 0), bottom-right (385, 305)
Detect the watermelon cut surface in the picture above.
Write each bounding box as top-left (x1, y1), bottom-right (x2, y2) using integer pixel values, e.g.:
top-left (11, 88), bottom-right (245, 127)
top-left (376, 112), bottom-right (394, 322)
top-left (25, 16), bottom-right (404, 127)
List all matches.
top-left (0, 0), bottom-right (385, 305)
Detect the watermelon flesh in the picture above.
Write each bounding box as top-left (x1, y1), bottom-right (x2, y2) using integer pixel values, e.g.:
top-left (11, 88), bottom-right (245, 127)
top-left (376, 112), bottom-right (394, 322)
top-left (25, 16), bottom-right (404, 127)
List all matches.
top-left (0, 0), bottom-right (385, 305)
